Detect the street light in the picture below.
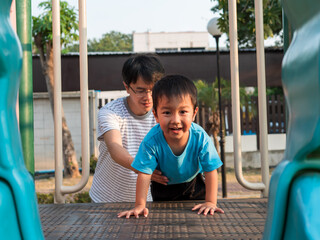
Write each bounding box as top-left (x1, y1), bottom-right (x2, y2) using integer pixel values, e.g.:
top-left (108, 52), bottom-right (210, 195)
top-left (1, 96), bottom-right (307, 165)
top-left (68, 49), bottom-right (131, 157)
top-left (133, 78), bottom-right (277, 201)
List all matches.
top-left (207, 17), bottom-right (227, 198)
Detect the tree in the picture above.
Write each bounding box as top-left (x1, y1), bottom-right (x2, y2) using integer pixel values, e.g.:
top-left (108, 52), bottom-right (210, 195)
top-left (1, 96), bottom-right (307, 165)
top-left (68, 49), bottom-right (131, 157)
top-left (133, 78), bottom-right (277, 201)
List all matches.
top-left (65, 31), bottom-right (133, 52)
top-left (211, 0), bottom-right (282, 48)
top-left (195, 79), bottom-right (249, 154)
top-left (32, 0), bottom-right (80, 177)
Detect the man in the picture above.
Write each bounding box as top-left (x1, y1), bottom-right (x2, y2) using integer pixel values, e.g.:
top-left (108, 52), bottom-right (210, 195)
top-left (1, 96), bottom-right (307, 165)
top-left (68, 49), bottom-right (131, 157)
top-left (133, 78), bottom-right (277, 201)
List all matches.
top-left (90, 54), bottom-right (168, 202)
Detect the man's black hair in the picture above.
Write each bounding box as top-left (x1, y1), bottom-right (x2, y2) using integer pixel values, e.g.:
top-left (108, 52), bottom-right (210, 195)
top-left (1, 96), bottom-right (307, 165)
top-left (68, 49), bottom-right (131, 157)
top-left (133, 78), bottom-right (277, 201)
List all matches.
top-left (152, 75), bottom-right (198, 114)
top-left (122, 54), bottom-right (165, 85)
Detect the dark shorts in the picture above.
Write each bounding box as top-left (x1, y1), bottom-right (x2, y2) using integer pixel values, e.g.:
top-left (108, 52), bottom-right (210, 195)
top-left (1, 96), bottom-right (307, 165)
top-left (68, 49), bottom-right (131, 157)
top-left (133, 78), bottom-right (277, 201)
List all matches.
top-left (151, 173), bottom-right (206, 201)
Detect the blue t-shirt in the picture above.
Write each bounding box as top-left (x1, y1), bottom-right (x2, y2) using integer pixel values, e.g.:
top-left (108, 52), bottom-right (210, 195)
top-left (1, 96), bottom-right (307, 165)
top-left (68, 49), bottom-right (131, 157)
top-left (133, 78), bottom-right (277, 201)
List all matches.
top-left (131, 123), bottom-right (223, 184)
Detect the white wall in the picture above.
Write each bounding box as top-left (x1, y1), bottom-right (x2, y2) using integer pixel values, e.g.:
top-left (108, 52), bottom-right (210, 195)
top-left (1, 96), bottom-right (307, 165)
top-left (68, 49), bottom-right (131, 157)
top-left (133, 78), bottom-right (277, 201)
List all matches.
top-left (34, 91), bottom-right (98, 171)
top-left (133, 31), bottom-right (210, 52)
top-left (224, 134), bottom-right (286, 153)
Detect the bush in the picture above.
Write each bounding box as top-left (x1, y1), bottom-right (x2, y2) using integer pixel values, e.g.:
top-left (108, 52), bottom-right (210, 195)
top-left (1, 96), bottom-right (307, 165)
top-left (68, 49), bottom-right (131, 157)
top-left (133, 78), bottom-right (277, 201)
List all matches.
top-left (80, 155), bottom-right (98, 173)
top-left (71, 192), bottom-right (91, 203)
top-left (90, 155), bottom-right (98, 173)
top-left (37, 192), bottom-right (92, 204)
top-left (37, 193), bottom-right (54, 204)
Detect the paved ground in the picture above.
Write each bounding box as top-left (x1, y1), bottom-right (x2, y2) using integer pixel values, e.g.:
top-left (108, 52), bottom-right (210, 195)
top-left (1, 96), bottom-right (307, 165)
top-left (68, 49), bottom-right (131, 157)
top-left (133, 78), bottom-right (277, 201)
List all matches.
top-left (39, 198), bottom-right (268, 239)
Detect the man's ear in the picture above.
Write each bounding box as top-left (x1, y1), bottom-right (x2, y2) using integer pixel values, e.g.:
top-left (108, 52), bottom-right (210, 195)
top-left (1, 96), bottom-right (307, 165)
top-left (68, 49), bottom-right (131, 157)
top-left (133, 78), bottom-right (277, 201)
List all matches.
top-left (123, 81), bottom-right (130, 94)
top-left (152, 109), bottom-right (159, 123)
top-left (193, 107), bottom-right (199, 121)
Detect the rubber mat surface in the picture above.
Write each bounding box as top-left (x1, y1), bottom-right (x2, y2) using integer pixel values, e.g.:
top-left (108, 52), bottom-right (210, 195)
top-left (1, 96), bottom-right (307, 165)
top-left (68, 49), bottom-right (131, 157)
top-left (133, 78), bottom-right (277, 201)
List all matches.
top-left (39, 198), bottom-right (267, 239)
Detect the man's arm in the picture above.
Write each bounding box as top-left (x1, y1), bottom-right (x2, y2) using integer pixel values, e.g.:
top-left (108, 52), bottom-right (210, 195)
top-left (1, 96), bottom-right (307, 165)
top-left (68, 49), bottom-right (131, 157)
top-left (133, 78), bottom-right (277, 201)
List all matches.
top-left (103, 129), bottom-right (169, 184)
top-left (103, 129), bottom-right (136, 171)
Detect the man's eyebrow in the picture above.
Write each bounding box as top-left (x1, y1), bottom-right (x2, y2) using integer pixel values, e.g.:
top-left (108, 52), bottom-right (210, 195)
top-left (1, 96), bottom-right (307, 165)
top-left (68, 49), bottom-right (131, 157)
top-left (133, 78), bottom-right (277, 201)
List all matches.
top-left (136, 87), bottom-right (152, 90)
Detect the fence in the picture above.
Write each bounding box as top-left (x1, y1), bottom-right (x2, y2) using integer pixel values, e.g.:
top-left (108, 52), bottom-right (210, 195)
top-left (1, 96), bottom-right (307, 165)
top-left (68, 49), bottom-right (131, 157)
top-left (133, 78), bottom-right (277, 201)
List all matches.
top-left (97, 90), bottom-right (129, 109)
top-left (96, 91), bottom-right (286, 135)
top-left (195, 94), bottom-right (286, 135)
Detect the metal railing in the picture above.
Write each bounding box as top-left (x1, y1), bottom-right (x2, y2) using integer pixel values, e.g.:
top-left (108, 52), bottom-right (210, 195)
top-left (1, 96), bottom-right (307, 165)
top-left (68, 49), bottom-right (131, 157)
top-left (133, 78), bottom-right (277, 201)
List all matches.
top-left (53, 0), bottom-right (89, 203)
top-left (228, 0), bottom-right (269, 197)
top-left (97, 90), bottom-right (128, 109)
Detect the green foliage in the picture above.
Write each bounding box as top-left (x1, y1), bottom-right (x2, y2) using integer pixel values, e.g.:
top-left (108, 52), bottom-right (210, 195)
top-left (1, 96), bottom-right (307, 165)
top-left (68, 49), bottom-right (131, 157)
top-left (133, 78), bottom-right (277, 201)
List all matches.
top-left (37, 192), bottom-right (92, 204)
top-left (252, 87), bottom-right (284, 96)
top-left (195, 78), bottom-right (248, 111)
top-left (65, 31), bottom-right (133, 52)
top-left (32, 0), bottom-right (78, 50)
top-left (88, 31), bottom-right (133, 52)
top-left (37, 193), bottom-right (54, 204)
top-left (79, 155), bottom-right (98, 173)
top-left (72, 192), bottom-right (92, 203)
top-left (90, 155), bottom-right (98, 173)
top-left (211, 0), bottom-right (282, 48)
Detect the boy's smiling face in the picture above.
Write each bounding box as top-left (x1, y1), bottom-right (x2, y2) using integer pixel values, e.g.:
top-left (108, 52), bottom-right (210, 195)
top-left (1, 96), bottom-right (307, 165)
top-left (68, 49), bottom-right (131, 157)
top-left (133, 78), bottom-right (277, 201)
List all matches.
top-left (153, 94), bottom-right (198, 153)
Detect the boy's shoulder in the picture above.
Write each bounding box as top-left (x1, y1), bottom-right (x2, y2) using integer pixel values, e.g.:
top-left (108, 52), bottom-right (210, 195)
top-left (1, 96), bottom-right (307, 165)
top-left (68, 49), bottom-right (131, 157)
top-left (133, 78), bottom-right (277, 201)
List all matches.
top-left (190, 122), bottom-right (207, 134)
top-left (190, 123), bottom-right (210, 141)
top-left (143, 124), bottom-right (162, 142)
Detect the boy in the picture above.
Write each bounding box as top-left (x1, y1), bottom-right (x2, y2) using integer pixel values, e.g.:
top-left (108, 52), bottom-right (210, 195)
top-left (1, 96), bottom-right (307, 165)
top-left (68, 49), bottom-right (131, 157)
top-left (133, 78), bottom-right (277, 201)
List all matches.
top-left (118, 75), bottom-right (224, 218)
top-left (89, 54), bottom-right (168, 203)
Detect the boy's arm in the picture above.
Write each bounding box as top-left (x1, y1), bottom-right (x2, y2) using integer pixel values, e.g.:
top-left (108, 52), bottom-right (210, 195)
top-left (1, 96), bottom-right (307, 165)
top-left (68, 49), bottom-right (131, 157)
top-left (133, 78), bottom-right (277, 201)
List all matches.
top-left (204, 169), bottom-right (218, 204)
top-left (118, 172), bottom-right (152, 218)
top-left (135, 172), bottom-right (152, 207)
top-left (192, 170), bottom-right (224, 215)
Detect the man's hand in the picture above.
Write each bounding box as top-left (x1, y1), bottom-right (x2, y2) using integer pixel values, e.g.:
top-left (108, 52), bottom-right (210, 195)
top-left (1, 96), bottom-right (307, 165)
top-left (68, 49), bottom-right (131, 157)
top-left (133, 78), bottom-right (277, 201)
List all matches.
top-left (151, 170), bottom-right (169, 185)
top-left (117, 205), bottom-right (149, 219)
top-left (192, 202), bottom-right (224, 216)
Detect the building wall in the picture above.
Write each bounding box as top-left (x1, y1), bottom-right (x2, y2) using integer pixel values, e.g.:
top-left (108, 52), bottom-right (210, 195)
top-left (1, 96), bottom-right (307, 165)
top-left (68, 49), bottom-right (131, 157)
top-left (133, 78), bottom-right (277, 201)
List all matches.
top-left (133, 31), bottom-right (210, 52)
top-left (33, 91), bottom-right (98, 171)
top-left (32, 50), bottom-right (284, 92)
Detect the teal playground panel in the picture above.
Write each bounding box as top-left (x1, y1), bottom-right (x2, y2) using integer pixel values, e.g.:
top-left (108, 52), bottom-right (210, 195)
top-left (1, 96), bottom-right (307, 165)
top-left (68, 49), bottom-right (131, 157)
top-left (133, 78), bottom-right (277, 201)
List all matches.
top-left (263, 0), bottom-right (320, 239)
top-left (1, 0), bottom-right (320, 239)
top-left (0, 0), bottom-right (44, 239)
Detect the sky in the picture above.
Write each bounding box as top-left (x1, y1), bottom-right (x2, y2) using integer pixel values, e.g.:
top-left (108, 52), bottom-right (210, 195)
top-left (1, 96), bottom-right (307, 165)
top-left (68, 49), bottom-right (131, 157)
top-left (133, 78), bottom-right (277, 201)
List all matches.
top-left (32, 0), bottom-right (221, 45)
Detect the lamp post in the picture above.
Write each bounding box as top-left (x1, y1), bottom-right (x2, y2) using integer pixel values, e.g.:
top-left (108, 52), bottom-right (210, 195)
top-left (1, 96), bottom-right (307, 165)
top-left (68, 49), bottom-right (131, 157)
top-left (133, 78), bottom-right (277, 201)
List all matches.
top-left (207, 17), bottom-right (227, 198)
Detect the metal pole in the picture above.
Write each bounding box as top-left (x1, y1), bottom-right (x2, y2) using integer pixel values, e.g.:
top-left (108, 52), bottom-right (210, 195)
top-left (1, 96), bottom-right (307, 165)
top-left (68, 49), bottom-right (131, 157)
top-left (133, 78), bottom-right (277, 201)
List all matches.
top-left (52, 0), bottom-right (64, 203)
top-left (60, 0), bottom-right (90, 194)
top-left (254, 0), bottom-right (269, 197)
top-left (227, 0), bottom-right (267, 194)
top-left (215, 36), bottom-right (227, 198)
top-left (16, 0), bottom-right (34, 176)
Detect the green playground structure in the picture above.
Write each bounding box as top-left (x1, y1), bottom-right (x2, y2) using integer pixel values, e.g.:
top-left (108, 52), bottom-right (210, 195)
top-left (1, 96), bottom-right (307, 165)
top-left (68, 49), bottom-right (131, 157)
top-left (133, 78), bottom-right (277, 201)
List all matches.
top-left (1, 0), bottom-right (320, 239)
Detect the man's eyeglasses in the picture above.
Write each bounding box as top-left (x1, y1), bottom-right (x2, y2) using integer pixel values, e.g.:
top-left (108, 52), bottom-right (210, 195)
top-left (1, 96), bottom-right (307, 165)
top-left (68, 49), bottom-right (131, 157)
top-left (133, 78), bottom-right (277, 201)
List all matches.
top-left (129, 86), bottom-right (152, 97)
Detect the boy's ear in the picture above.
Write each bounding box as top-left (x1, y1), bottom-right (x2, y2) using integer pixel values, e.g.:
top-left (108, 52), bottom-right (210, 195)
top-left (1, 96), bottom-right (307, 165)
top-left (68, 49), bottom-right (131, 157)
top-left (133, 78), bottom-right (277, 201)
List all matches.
top-left (123, 82), bottom-right (130, 93)
top-left (152, 109), bottom-right (159, 123)
top-left (193, 107), bottom-right (199, 121)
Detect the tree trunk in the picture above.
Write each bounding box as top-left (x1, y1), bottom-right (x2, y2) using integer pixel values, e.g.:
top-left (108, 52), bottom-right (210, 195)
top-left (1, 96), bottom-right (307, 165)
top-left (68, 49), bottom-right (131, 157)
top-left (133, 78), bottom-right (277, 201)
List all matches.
top-left (205, 111), bottom-right (221, 158)
top-left (35, 38), bottom-right (80, 178)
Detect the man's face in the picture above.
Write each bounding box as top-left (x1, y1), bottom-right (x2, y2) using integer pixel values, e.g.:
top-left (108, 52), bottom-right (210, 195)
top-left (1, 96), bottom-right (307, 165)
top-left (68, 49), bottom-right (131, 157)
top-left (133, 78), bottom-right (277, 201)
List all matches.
top-left (153, 94), bottom-right (198, 148)
top-left (124, 76), bottom-right (154, 115)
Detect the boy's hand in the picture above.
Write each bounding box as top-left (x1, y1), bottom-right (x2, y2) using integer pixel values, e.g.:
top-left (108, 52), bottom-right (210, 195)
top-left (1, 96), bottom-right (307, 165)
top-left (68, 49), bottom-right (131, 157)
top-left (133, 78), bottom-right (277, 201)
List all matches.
top-left (151, 170), bottom-right (169, 185)
top-left (117, 205), bottom-right (149, 219)
top-left (192, 202), bottom-right (224, 216)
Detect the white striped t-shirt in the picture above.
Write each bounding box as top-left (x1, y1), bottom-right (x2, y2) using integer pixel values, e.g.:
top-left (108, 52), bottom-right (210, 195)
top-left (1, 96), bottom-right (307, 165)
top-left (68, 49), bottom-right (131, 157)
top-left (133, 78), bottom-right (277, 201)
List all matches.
top-left (89, 97), bottom-right (156, 202)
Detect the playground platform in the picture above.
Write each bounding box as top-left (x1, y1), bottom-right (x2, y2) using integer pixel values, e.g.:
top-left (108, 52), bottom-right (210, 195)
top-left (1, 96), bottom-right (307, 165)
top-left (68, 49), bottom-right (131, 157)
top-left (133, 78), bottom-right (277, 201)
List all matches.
top-left (39, 198), bottom-right (267, 239)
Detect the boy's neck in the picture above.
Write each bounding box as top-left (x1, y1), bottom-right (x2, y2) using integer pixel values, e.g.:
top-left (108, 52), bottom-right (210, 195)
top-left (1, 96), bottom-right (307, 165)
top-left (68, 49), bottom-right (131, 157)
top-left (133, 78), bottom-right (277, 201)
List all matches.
top-left (166, 132), bottom-right (189, 156)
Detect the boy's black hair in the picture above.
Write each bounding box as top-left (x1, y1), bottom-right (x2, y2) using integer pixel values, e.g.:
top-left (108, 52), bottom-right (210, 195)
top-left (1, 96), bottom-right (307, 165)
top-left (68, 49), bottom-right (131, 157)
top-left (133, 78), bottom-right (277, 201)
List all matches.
top-left (152, 75), bottom-right (198, 114)
top-left (122, 54), bottom-right (165, 86)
